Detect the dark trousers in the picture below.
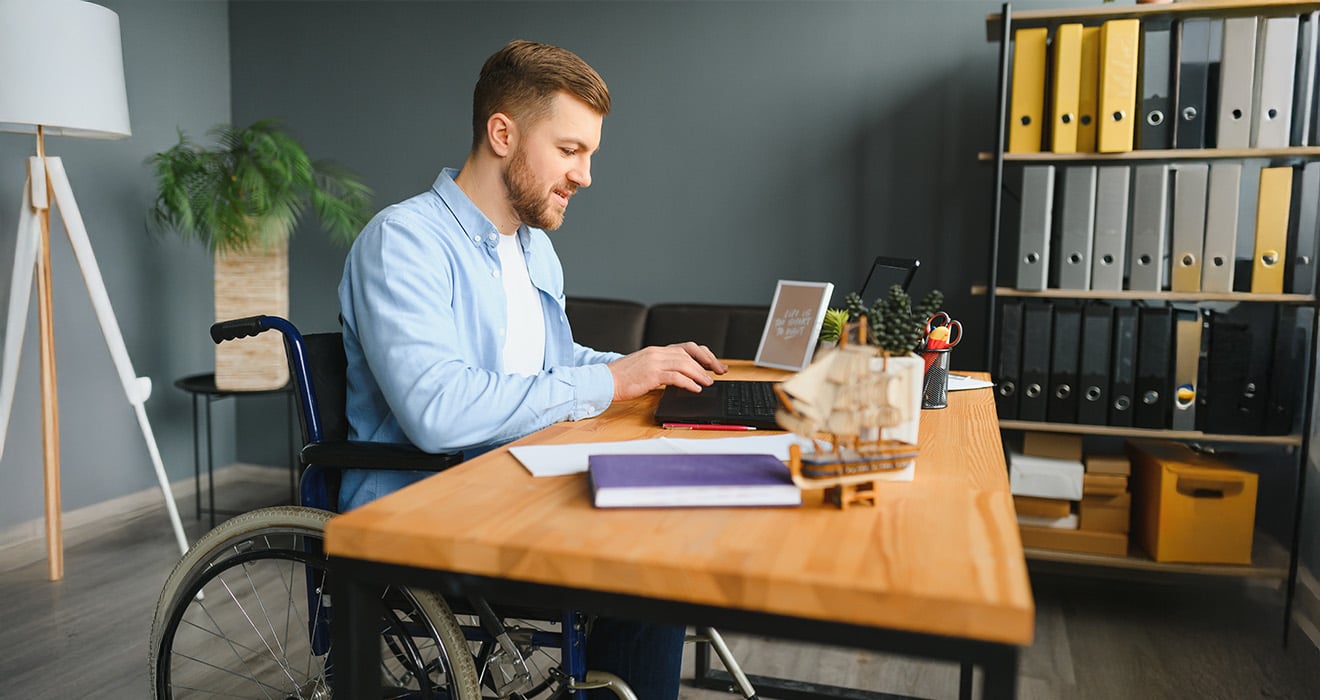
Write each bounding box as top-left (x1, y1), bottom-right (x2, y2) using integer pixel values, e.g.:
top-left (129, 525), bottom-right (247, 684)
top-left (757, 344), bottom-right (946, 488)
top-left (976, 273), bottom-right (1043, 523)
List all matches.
top-left (585, 618), bottom-right (686, 700)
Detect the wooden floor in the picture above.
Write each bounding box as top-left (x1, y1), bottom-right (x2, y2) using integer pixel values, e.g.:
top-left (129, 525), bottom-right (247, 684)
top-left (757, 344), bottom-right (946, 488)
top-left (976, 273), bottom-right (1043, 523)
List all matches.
top-left (1, 471), bottom-right (1318, 699)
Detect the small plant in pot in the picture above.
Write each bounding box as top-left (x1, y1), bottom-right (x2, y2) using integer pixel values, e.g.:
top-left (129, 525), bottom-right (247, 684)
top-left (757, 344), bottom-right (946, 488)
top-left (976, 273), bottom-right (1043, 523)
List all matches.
top-left (818, 285), bottom-right (944, 355)
top-left (148, 119), bottom-right (372, 390)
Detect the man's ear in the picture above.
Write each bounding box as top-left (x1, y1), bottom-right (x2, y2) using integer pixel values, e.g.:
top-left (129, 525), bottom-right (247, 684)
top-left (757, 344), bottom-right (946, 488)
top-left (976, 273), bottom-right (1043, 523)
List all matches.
top-left (487, 113), bottom-right (516, 158)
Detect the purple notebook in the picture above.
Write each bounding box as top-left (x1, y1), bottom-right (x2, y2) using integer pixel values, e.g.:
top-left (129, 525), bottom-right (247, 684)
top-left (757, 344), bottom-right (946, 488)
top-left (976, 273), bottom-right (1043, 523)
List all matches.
top-left (587, 453), bottom-right (802, 508)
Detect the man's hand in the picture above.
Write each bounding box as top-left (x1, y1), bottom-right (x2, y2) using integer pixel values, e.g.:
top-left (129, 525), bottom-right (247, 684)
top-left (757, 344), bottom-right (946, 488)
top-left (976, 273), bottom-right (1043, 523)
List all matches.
top-left (608, 343), bottom-right (729, 401)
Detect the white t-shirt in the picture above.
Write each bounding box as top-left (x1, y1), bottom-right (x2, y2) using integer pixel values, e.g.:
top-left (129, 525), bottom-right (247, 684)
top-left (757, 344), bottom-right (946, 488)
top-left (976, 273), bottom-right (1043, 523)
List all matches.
top-left (497, 232), bottom-right (546, 376)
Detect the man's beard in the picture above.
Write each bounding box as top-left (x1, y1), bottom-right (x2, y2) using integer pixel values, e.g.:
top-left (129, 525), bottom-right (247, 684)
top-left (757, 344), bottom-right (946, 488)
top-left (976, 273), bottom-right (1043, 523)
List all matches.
top-left (503, 147), bottom-right (569, 231)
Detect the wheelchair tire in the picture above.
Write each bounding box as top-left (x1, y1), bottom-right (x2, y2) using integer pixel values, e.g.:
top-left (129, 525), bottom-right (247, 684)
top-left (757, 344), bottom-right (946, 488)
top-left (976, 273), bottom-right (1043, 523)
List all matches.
top-left (148, 506), bottom-right (481, 700)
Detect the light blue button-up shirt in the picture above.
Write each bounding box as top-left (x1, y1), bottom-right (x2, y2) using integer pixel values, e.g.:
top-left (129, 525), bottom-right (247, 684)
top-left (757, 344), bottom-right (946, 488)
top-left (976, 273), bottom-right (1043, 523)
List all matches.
top-left (337, 169), bottom-right (618, 506)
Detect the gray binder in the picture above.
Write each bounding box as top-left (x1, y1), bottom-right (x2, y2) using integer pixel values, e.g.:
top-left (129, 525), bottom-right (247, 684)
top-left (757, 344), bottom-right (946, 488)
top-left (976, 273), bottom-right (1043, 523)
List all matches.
top-left (1055, 166), bottom-right (1097, 290)
top-left (1294, 12), bottom-right (1319, 146)
top-left (1288, 162), bottom-right (1320, 295)
top-left (1217, 16), bottom-right (1258, 149)
top-left (1171, 163), bottom-right (1208, 292)
top-left (1016, 165), bottom-right (1055, 291)
top-left (1129, 164), bottom-right (1171, 291)
top-left (1091, 166), bottom-right (1131, 291)
top-left (1140, 17), bottom-right (1174, 149)
top-left (1201, 163), bottom-right (1242, 293)
top-left (1175, 18), bottom-right (1213, 149)
top-left (1252, 16), bottom-right (1299, 148)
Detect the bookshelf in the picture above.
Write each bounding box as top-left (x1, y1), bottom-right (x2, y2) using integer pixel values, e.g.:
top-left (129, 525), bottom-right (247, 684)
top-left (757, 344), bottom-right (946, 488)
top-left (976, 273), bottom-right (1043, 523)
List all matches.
top-left (982, 1), bottom-right (1320, 638)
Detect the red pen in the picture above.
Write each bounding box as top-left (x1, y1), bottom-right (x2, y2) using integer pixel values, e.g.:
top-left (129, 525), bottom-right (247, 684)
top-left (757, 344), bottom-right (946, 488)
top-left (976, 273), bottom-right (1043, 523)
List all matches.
top-left (661, 423), bottom-right (757, 431)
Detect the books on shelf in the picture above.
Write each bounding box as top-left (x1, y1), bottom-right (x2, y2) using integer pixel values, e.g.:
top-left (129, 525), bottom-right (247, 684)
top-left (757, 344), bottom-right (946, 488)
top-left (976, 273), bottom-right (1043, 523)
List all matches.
top-left (587, 453), bottom-right (802, 508)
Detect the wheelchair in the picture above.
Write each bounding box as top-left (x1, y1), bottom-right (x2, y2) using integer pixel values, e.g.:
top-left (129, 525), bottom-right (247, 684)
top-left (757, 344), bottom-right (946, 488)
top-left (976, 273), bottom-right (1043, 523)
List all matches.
top-left (148, 316), bottom-right (757, 700)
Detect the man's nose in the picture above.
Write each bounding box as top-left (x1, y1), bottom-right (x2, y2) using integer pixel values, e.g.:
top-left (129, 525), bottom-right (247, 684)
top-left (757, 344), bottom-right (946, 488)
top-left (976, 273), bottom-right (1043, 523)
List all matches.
top-left (568, 160), bottom-right (591, 189)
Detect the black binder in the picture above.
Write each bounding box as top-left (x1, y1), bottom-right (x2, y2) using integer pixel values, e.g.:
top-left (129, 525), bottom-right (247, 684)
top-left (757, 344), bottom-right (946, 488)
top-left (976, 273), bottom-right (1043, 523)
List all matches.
top-left (1019, 302), bottom-right (1054, 422)
top-left (1134, 306), bottom-right (1174, 429)
top-left (1200, 305), bottom-right (1276, 434)
top-left (1265, 306), bottom-right (1312, 435)
top-left (1048, 304), bottom-right (1083, 423)
top-left (1173, 18), bottom-right (1212, 149)
top-left (1077, 303), bottom-right (1113, 425)
top-left (995, 301), bottom-right (1024, 420)
top-left (1139, 16), bottom-right (1175, 149)
top-left (1109, 306), bottom-right (1140, 427)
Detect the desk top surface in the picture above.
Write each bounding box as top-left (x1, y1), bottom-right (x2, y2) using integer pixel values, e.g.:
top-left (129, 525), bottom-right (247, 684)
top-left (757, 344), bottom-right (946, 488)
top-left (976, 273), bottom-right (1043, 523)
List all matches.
top-left (326, 362), bottom-right (1034, 646)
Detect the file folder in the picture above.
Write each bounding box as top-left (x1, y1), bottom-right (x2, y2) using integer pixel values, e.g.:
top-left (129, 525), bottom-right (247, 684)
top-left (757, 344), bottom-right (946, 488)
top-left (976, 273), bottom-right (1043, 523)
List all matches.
top-left (1019, 302), bottom-right (1054, 422)
top-left (1287, 162), bottom-right (1320, 295)
top-left (1216, 16), bottom-right (1258, 149)
top-left (1139, 17), bottom-right (1174, 150)
top-left (1129, 164), bottom-right (1171, 292)
top-left (1091, 166), bottom-right (1131, 292)
top-left (1171, 308), bottom-right (1202, 431)
top-left (1077, 303), bottom-right (1113, 426)
top-left (1265, 307), bottom-right (1311, 435)
top-left (1252, 16), bottom-right (1299, 148)
top-left (1174, 18), bottom-right (1212, 149)
top-left (995, 301), bottom-right (1024, 420)
top-left (1201, 306), bottom-right (1275, 434)
top-left (1205, 19), bottom-right (1223, 147)
top-left (1201, 163), bottom-right (1242, 293)
top-left (1048, 304), bottom-right (1083, 423)
top-left (1109, 305), bottom-right (1140, 427)
top-left (1098, 19), bottom-right (1141, 153)
top-left (1052, 24), bottom-right (1084, 153)
top-left (1170, 163), bottom-right (1208, 292)
top-left (1293, 12), bottom-right (1319, 146)
top-left (1078, 26), bottom-right (1102, 153)
top-left (1135, 306), bottom-right (1173, 430)
top-left (1017, 165), bottom-right (1055, 291)
top-left (1009, 27), bottom-right (1048, 153)
top-left (1252, 166), bottom-right (1293, 294)
top-left (1056, 166), bottom-right (1097, 290)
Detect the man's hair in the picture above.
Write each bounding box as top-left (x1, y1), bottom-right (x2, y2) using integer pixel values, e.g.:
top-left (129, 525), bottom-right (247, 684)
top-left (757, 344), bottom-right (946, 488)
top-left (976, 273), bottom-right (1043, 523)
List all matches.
top-left (471, 40), bottom-right (611, 151)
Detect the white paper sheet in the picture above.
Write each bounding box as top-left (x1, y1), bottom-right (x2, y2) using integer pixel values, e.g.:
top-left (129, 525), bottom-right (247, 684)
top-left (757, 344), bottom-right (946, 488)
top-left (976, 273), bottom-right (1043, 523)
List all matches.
top-left (510, 433), bottom-right (816, 477)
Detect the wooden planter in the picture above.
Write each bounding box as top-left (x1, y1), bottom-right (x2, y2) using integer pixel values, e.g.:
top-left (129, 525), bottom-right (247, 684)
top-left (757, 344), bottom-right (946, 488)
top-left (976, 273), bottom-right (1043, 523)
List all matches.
top-left (213, 236), bottom-right (288, 391)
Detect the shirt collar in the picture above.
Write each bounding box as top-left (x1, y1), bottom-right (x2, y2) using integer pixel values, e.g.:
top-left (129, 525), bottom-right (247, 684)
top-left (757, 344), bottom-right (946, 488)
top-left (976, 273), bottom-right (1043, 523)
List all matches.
top-left (433, 167), bottom-right (517, 250)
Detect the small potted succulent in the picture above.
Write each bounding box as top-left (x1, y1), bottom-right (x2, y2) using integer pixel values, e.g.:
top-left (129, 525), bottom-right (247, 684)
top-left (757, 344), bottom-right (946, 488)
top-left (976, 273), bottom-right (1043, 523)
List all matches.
top-left (148, 119), bottom-right (372, 390)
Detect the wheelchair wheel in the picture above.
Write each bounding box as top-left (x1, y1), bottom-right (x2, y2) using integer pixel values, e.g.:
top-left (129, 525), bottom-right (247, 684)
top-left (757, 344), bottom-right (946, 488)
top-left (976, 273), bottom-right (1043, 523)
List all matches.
top-left (149, 506), bottom-right (481, 699)
top-left (454, 613), bottom-right (564, 700)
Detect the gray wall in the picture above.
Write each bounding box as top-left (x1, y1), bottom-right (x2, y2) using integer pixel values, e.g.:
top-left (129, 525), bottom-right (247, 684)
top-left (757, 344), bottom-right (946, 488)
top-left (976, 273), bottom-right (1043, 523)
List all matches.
top-left (0, 1), bottom-right (231, 533)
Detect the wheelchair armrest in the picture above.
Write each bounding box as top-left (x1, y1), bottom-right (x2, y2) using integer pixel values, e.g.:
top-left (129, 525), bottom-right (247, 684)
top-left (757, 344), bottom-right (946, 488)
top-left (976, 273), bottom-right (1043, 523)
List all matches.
top-left (300, 440), bottom-right (463, 472)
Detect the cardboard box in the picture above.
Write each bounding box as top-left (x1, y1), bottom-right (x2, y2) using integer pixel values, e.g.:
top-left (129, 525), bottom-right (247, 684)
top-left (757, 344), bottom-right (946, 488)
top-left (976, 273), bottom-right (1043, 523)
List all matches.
top-left (1083, 472), bottom-right (1128, 496)
top-left (1017, 512), bottom-right (1079, 529)
top-left (1128, 440), bottom-right (1258, 564)
top-left (1009, 451), bottom-right (1084, 500)
top-left (1014, 495), bottom-right (1073, 519)
top-left (1085, 453), bottom-right (1131, 476)
top-left (1019, 524), bottom-right (1128, 556)
top-left (1079, 493), bottom-right (1130, 534)
top-left (1023, 431), bottom-right (1083, 460)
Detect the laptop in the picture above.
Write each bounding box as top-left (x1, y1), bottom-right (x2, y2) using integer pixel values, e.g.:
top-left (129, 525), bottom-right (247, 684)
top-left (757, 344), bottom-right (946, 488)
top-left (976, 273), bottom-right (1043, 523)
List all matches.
top-left (653, 261), bottom-right (920, 430)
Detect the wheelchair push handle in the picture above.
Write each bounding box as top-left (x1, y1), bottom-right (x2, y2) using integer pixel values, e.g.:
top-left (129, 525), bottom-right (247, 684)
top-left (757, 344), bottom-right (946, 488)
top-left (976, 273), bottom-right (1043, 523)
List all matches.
top-left (210, 316), bottom-right (271, 344)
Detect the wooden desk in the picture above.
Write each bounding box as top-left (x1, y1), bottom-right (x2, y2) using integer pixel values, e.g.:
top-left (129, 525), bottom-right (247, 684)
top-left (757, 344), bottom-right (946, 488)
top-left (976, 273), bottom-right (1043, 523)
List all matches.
top-left (326, 363), bottom-right (1033, 698)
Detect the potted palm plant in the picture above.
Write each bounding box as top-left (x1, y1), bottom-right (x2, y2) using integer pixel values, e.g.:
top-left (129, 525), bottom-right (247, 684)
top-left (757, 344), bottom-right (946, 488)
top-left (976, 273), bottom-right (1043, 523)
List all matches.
top-left (148, 119), bottom-right (372, 390)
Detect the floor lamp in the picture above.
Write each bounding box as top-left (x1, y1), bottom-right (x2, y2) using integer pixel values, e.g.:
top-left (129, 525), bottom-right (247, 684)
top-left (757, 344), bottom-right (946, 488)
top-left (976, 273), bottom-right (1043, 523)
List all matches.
top-left (0, 0), bottom-right (189, 580)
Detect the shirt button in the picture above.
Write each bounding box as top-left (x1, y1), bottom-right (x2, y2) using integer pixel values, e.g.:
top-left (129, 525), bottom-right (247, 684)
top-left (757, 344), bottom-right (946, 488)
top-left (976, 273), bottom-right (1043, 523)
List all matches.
top-left (492, 270), bottom-right (500, 278)
top-left (488, 232), bottom-right (497, 240)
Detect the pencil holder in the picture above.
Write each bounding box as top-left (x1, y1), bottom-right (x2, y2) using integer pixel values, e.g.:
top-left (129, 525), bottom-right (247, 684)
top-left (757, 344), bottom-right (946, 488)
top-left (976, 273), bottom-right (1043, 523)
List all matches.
top-left (922, 347), bottom-right (951, 410)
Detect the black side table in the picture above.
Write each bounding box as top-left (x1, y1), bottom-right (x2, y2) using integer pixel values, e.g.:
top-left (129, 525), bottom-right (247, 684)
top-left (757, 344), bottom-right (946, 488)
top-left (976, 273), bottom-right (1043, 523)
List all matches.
top-left (174, 373), bottom-right (297, 527)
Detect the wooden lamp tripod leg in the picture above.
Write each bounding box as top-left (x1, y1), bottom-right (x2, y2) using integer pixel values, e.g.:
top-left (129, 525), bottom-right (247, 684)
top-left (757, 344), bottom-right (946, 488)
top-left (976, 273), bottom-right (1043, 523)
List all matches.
top-left (33, 149), bottom-right (63, 581)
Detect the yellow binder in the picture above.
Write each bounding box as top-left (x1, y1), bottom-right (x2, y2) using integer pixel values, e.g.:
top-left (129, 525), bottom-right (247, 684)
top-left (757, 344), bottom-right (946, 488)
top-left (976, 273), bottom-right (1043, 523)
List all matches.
top-left (1077, 26), bottom-right (1100, 153)
top-left (1251, 166), bottom-right (1293, 294)
top-left (1009, 27), bottom-right (1048, 153)
top-left (1097, 19), bottom-right (1140, 153)
top-left (1051, 24), bottom-right (1084, 153)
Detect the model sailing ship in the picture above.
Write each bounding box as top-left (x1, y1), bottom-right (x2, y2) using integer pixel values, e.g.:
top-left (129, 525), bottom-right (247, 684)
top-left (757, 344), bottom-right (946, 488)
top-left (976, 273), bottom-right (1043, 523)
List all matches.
top-left (773, 320), bottom-right (919, 509)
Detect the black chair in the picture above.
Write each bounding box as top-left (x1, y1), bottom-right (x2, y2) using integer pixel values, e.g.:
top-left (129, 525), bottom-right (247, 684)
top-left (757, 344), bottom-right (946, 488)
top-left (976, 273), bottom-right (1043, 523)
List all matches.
top-left (643, 303), bottom-right (771, 360)
top-left (564, 296), bottom-right (648, 354)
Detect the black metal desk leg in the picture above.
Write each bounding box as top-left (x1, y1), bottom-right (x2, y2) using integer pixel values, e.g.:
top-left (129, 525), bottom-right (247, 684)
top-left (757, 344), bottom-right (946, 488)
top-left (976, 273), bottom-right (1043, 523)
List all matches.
top-left (979, 647), bottom-right (1019, 700)
top-left (191, 394), bottom-right (201, 521)
top-left (959, 662), bottom-right (973, 700)
top-left (205, 395), bottom-right (216, 529)
top-left (332, 572), bottom-right (381, 697)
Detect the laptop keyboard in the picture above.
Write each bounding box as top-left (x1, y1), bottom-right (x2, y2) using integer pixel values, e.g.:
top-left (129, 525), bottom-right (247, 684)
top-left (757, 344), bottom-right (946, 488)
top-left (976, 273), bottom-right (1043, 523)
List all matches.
top-left (723, 381), bottom-right (778, 418)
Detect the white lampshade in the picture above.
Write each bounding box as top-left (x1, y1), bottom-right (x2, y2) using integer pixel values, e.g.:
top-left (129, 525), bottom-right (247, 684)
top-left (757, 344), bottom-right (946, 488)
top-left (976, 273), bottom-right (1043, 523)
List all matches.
top-left (0, 0), bottom-right (131, 139)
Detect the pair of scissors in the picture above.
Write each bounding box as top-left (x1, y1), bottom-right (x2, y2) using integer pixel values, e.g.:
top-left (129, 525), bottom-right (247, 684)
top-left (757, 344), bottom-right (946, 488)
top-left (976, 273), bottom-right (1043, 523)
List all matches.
top-left (924, 312), bottom-right (962, 350)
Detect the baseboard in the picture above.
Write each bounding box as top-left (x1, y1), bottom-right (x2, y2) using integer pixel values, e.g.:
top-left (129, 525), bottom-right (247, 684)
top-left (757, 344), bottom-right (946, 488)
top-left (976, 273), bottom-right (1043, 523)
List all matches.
top-left (0, 463), bottom-right (287, 573)
top-left (1293, 565), bottom-right (1320, 652)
